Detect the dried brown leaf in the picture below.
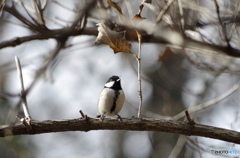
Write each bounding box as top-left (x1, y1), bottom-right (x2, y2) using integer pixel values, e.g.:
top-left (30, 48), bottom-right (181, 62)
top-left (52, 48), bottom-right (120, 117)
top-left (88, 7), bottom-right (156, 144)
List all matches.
top-left (96, 22), bottom-right (132, 54)
top-left (133, 4), bottom-right (146, 22)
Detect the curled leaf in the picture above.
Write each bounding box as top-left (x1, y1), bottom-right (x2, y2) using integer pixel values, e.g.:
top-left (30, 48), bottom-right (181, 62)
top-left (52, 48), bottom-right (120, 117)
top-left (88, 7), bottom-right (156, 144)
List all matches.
top-left (133, 4), bottom-right (146, 37)
top-left (133, 4), bottom-right (146, 22)
top-left (96, 22), bottom-right (132, 54)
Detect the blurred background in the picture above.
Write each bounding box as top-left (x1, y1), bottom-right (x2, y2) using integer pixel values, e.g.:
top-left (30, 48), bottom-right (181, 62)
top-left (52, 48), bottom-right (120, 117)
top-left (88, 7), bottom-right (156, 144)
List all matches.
top-left (0, 0), bottom-right (240, 158)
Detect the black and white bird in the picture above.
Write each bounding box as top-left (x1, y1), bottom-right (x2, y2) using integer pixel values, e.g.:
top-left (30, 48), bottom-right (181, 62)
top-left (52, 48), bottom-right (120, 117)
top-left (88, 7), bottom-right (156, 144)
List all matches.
top-left (98, 76), bottom-right (125, 121)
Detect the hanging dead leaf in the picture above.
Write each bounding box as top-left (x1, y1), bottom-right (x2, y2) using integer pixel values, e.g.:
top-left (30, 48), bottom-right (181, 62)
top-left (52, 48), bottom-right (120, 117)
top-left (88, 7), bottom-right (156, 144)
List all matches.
top-left (96, 22), bottom-right (132, 54)
top-left (133, 4), bottom-right (146, 37)
top-left (133, 4), bottom-right (146, 22)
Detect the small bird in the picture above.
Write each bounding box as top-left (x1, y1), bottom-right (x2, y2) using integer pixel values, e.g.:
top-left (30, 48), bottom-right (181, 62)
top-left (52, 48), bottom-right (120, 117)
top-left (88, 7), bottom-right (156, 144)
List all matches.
top-left (98, 76), bottom-right (125, 121)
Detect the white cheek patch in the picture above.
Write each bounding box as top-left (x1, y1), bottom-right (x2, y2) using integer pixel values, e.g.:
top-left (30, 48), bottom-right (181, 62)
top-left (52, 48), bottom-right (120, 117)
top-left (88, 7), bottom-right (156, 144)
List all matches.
top-left (104, 81), bottom-right (115, 88)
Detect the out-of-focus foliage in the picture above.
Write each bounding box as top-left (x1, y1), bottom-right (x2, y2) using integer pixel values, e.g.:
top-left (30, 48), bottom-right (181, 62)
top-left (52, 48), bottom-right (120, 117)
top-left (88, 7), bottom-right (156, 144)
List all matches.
top-left (0, 0), bottom-right (240, 158)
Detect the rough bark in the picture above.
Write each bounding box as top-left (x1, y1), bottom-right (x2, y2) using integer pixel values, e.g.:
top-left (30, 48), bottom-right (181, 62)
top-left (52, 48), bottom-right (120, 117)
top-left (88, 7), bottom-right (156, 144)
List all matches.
top-left (1, 117), bottom-right (240, 144)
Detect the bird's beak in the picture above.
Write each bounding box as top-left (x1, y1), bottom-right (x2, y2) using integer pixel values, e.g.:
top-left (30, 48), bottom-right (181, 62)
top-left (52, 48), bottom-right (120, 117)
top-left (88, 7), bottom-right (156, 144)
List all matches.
top-left (117, 79), bottom-right (121, 82)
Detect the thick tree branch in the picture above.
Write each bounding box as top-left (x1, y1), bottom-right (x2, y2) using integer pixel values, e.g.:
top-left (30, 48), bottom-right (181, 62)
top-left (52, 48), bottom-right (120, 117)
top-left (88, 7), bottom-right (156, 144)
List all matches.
top-left (0, 28), bottom-right (98, 49)
top-left (0, 26), bottom-right (240, 58)
top-left (0, 117), bottom-right (240, 144)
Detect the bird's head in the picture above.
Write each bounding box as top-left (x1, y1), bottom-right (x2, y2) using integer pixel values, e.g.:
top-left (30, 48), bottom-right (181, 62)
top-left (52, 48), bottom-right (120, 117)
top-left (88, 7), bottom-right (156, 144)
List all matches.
top-left (104, 75), bottom-right (122, 90)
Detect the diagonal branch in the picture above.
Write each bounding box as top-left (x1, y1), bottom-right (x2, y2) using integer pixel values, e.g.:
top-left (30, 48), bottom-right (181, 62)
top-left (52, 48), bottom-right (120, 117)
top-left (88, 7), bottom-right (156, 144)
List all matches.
top-left (173, 80), bottom-right (240, 120)
top-left (15, 56), bottom-right (31, 120)
top-left (0, 28), bottom-right (97, 49)
top-left (156, 0), bottom-right (176, 23)
top-left (212, 0), bottom-right (230, 47)
top-left (177, 0), bottom-right (184, 32)
top-left (0, 117), bottom-right (240, 144)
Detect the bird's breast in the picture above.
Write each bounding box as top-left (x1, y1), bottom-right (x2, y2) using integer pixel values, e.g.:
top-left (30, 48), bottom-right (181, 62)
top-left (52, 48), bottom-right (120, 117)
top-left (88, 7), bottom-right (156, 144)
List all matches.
top-left (98, 88), bottom-right (125, 116)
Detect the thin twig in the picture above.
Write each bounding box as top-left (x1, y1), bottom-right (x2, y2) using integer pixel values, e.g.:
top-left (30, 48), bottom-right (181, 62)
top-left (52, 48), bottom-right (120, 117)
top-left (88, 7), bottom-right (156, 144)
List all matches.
top-left (177, 0), bottom-right (184, 31)
top-left (18, 0), bottom-right (42, 28)
top-left (228, 4), bottom-right (240, 40)
top-left (125, 0), bottom-right (134, 18)
top-left (137, 32), bottom-right (143, 118)
top-left (156, 0), bottom-right (176, 23)
top-left (135, 3), bottom-right (144, 118)
top-left (17, 115), bottom-right (32, 130)
top-left (79, 110), bottom-right (88, 121)
top-left (79, 110), bottom-right (85, 118)
top-left (70, 0), bottom-right (96, 28)
top-left (15, 56), bottom-right (31, 120)
top-left (37, 0), bottom-right (46, 24)
top-left (19, 0), bottom-right (96, 96)
top-left (185, 110), bottom-right (194, 125)
top-left (212, 0), bottom-right (230, 47)
top-left (24, 39), bottom-right (67, 96)
top-left (4, 6), bottom-right (37, 30)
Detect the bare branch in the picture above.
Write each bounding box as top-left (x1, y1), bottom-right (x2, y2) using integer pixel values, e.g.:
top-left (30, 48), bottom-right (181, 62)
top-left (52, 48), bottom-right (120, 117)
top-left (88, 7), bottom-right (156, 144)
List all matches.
top-left (70, 0), bottom-right (96, 28)
top-left (1, 23), bottom-right (240, 59)
top-left (156, 0), bottom-right (176, 23)
top-left (135, 4), bottom-right (144, 118)
top-left (212, 0), bottom-right (230, 47)
top-left (173, 80), bottom-right (240, 120)
top-left (4, 5), bottom-right (42, 31)
top-left (24, 38), bottom-right (67, 96)
top-left (185, 110), bottom-right (194, 125)
top-left (15, 56), bottom-right (31, 120)
top-left (169, 135), bottom-right (187, 158)
top-left (137, 32), bottom-right (142, 118)
top-left (16, 115), bottom-right (32, 130)
top-left (32, 0), bottom-right (46, 25)
top-left (0, 117), bottom-right (240, 144)
top-left (177, 0), bottom-right (184, 31)
top-left (0, 28), bottom-right (97, 49)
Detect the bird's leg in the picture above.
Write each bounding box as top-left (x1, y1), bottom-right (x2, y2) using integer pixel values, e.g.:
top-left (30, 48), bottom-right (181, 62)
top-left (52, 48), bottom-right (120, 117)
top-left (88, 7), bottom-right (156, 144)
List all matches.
top-left (96, 114), bottom-right (101, 118)
top-left (96, 114), bottom-right (102, 118)
top-left (96, 114), bottom-right (105, 121)
top-left (116, 114), bottom-right (122, 122)
top-left (100, 115), bottom-right (105, 121)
